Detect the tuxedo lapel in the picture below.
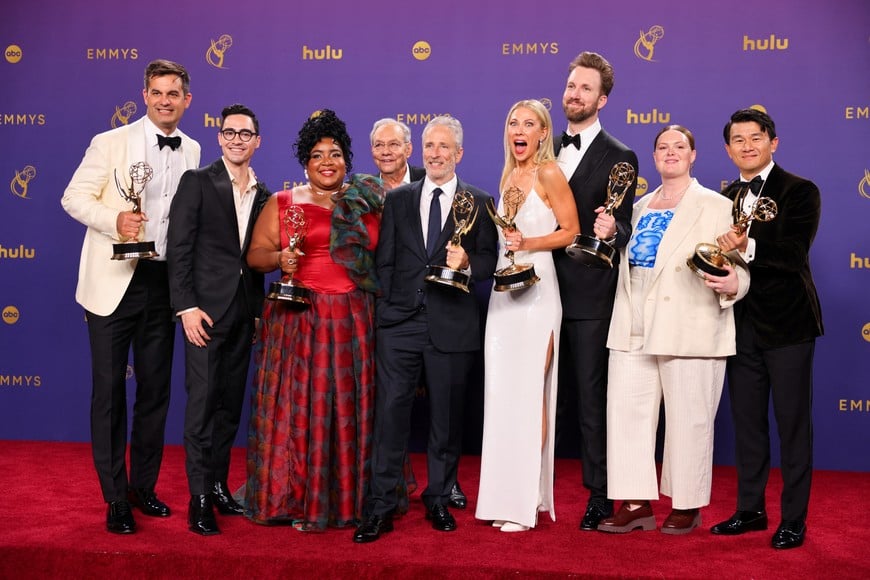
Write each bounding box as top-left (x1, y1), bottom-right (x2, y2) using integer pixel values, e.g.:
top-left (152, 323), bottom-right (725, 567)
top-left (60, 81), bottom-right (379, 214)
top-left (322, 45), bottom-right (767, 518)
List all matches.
top-left (405, 181), bottom-right (428, 260)
top-left (124, 117), bottom-right (147, 171)
top-left (243, 182), bottom-right (270, 252)
top-left (207, 160), bottom-right (240, 247)
top-left (569, 132), bottom-right (611, 191)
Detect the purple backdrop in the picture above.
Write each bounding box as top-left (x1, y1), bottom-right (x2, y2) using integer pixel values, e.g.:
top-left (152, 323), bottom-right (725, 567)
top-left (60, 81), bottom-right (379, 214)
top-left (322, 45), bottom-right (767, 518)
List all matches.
top-left (1, 0), bottom-right (868, 471)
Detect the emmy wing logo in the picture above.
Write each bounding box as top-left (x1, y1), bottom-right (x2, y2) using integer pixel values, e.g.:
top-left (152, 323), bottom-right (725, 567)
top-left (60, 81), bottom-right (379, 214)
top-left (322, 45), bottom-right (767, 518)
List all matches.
top-left (859, 169), bottom-right (870, 200)
top-left (540, 98), bottom-right (552, 110)
top-left (206, 34), bottom-right (233, 69)
top-left (110, 101), bottom-right (137, 128)
top-left (634, 25), bottom-right (664, 62)
top-left (10, 165), bottom-right (36, 199)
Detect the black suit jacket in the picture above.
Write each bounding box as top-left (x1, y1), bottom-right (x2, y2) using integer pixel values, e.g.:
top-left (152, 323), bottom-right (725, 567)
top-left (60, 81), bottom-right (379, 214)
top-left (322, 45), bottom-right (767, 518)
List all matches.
top-left (167, 159), bottom-right (271, 322)
top-left (726, 164), bottom-right (823, 349)
top-left (552, 129), bottom-right (639, 319)
top-left (376, 178), bottom-right (498, 352)
top-left (408, 165), bottom-right (426, 182)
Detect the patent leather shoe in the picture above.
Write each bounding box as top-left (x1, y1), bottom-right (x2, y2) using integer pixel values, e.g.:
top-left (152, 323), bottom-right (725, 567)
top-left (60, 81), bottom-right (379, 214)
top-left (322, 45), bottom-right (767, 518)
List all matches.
top-left (425, 504), bottom-right (457, 532)
top-left (710, 510), bottom-right (767, 535)
top-left (352, 513), bottom-right (394, 543)
top-left (448, 482), bottom-right (467, 510)
top-left (579, 499), bottom-right (613, 531)
top-left (211, 481), bottom-right (244, 515)
top-left (106, 500), bottom-right (136, 534)
top-left (771, 520), bottom-right (806, 549)
top-left (188, 494), bottom-right (220, 536)
top-left (661, 508), bottom-right (701, 535)
top-left (598, 501), bottom-right (656, 533)
top-left (128, 488), bottom-right (171, 517)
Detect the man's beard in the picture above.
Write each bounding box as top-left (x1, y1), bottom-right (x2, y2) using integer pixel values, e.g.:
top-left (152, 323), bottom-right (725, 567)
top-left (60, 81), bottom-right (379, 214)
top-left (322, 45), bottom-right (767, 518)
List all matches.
top-left (563, 101), bottom-right (596, 124)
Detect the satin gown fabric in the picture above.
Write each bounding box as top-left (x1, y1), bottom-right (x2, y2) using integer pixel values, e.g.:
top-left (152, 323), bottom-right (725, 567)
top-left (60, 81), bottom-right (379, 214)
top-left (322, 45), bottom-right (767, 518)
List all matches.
top-left (476, 189), bottom-right (561, 528)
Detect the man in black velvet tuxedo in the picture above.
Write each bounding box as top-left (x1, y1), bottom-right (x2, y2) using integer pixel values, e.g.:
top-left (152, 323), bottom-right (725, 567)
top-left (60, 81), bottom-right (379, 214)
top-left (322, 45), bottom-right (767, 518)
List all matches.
top-left (551, 51), bottom-right (638, 531)
top-left (167, 104), bottom-right (271, 535)
top-left (354, 116), bottom-right (497, 543)
top-left (370, 118), bottom-right (426, 192)
top-left (369, 117), bottom-right (467, 510)
top-left (711, 108), bottom-right (823, 550)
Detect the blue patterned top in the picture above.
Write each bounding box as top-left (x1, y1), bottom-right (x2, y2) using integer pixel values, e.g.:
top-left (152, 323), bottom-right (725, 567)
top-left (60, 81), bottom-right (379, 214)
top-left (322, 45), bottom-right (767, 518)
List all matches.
top-left (628, 208), bottom-right (675, 268)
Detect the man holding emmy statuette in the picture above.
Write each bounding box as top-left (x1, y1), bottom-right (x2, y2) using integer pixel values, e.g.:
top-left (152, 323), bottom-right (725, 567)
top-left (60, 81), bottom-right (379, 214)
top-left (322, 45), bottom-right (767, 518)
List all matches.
top-left (710, 108), bottom-right (823, 551)
top-left (167, 104), bottom-right (270, 535)
top-left (61, 59), bottom-right (199, 534)
top-left (355, 116), bottom-right (497, 543)
top-left (551, 51), bottom-right (639, 531)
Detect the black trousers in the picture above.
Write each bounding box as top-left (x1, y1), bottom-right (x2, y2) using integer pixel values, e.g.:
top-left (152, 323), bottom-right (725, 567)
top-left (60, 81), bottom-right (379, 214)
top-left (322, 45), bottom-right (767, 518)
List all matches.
top-left (86, 260), bottom-right (173, 502)
top-left (182, 282), bottom-right (254, 495)
top-left (368, 313), bottom-right (473, 515)
top-left (558, 318), bottom-right (611, 502)
top-left (727, 315), bottom-right (815, 522)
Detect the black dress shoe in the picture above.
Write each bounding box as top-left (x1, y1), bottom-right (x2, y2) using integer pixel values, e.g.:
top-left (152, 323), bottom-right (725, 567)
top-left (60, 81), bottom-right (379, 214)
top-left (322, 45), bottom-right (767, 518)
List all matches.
top-left (352, 513), bottom-right (394, 543)
top-left (448, 482), bottom-right (467, 510)
top-left (771, 520), bottom-right (806, 549)
top-left (107, 500), bottom-right (136, 534)
top-left (425, 504), bottom-right (457, 532)
top-left (579, 499), bottom-right (613, 531)
top-left (710, 510), bottom-right (768, 535)
top-left (188, 494), bottom-right (220, 536)
top-left (128, 488), bottom-right (171, 517)
top-left (211, 482), bottom-right (244, 515)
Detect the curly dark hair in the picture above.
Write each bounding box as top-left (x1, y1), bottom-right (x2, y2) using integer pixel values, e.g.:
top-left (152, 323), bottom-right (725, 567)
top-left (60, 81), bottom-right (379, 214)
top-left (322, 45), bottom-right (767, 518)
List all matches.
top-left (293, 109), bottom-right (353, 172)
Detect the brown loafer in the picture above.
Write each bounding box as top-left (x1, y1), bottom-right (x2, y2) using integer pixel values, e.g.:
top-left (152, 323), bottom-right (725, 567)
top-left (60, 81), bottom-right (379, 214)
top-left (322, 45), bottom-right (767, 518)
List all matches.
top-left (661, 508), bottom-right (701, 535)
top-left (597, 501), bottom-right (656, 533)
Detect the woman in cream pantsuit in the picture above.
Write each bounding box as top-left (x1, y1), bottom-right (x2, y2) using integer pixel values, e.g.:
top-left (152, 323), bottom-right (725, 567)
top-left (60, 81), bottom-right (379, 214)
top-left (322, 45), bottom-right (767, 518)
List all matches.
top-left (597, 125), bottom-right (749, 535)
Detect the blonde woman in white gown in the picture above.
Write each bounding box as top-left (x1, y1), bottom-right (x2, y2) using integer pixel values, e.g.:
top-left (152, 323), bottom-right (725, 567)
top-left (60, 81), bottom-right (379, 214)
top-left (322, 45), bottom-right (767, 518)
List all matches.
top-left (475, 100), bottom-right (579, 532)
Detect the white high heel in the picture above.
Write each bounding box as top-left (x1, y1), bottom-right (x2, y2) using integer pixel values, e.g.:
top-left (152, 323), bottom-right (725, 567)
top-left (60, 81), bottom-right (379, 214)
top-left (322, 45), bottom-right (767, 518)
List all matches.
top-left (492, 520), bottom-right (507, 528)
top-left (500, 521), bottom-right (530, 532)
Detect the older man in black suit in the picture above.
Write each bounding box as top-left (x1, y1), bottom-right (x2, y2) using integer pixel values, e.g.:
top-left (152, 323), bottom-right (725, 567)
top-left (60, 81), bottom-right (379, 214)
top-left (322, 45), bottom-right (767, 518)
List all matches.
top-left (354, 115), bottom-right (498, 543)
top-left (167, 104), bottom-right (271, 535)
top-left (552, 51), bottom-right (639, 531)
top-left (711, 108), bottom-right (823, 550)
top-left (370, 118), bottom-right (426, 191)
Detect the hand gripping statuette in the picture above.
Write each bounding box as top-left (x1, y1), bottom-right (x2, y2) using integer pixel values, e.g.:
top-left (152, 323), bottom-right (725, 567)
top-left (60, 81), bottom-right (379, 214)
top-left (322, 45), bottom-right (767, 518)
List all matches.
top-left (266, 205), bottom-right (312, 309)
top-left (111, 162), bottom-right (157, 260)
top-left (565, 161), bottom-right (636, 268)
top-left (687, 184), bottom-right (778, 279)
top-left (486, 186), bottom-right (540, 292)
top-left (424, 189), bottom-right (479, 293)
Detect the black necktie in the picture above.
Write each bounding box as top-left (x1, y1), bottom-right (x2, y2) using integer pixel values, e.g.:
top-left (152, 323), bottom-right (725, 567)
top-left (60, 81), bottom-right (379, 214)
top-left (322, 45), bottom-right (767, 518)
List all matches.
top-left (426, 188), bottom-right (443, 257)
top-left (561, 132), bottom-right (582, 150)
top-left (157, 134), bottom-right (182, 151)
top-left (744, 175), bottom-right (764, 194)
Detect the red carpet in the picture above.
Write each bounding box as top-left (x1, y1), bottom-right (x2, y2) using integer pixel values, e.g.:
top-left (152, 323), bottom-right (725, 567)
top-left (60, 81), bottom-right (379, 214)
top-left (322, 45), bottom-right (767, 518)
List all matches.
top-left (0, 441), bottom-right (867, 579)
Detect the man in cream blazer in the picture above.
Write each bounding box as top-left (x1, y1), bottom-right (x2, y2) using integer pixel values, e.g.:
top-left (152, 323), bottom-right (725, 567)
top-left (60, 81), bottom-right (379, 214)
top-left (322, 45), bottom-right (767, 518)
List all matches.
top-left (62, 59), bottom-right (199, 535)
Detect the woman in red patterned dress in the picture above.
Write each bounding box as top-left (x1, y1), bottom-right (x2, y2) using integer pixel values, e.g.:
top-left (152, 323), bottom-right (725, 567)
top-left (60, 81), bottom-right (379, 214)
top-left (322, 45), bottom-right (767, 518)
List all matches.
top-left (244, 110), bottom-right (385, 531)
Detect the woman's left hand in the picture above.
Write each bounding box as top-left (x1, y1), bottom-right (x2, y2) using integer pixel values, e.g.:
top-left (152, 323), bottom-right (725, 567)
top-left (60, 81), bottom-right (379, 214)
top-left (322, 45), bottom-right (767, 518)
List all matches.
top-left (704, 263), bottom-right (739, 296)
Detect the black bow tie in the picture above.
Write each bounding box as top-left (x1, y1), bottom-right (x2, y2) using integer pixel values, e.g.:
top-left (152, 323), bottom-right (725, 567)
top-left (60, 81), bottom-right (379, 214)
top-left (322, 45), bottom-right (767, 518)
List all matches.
top-left (561, 132), bottom-right (582, 150)
top-left (743, 175), bottom-right (764, 194)
top-left (157, 134), bottom-right (182, 151)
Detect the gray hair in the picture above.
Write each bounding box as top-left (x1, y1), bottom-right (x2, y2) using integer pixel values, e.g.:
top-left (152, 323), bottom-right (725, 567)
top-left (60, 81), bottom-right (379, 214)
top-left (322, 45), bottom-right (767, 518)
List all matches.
top-left (369, 118), bottom-right (412, 145)
top-left (422, 115), bottom-right (463, 148)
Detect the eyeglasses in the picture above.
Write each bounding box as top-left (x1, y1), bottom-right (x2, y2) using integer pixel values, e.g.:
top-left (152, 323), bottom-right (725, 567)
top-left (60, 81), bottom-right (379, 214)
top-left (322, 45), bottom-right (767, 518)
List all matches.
top-left (220, 129), bottom-right (258, 142)
top-left (372, 141), bottom-right (406, 153)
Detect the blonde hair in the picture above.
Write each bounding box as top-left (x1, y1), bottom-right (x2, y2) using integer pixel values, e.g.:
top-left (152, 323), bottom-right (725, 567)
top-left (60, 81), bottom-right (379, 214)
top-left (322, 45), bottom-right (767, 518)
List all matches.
top-left (500, 100), bottom-right (555, 192)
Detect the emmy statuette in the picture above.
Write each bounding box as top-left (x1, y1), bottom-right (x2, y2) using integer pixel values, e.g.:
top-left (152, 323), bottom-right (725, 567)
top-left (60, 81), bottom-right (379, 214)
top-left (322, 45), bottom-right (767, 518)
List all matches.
top-left (565, 161), bottom-right (636, 268)
top-left (687, 184), bottom-right (778, 278)
top-left (424, 190), bottom-right (479, 293)
top-left (111, 162), bottom-right (158, 260)
top-left (486, 187), bottom-right (540, 292)
top-left (266, 205), bottom-right (312, 309)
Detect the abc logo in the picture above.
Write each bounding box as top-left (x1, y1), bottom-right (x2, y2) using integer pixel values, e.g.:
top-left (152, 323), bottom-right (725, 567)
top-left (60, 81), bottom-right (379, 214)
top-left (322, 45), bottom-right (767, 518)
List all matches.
top-left (862, 322), bottom-right (870, 343)
top-left (2, 305), bottom-right (20, 325)
top-left (5, 45), bottom-right (22, 64)
top-left (412, 41), bottom-right (431, 61)
top-left (636, 176), bottom-right (649, 198)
